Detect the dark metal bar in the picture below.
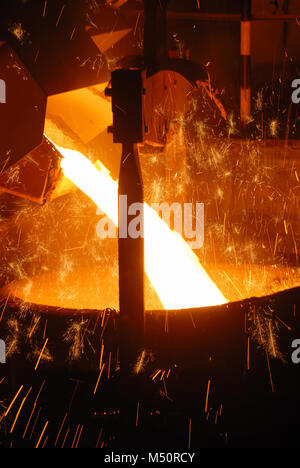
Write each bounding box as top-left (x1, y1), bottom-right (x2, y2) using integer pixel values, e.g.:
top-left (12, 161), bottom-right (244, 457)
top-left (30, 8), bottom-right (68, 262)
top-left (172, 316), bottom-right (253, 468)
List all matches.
top-left (143, 0), bottom-right (168, 69)
top-left (250, 13), bottom-right (298, 21)
top-left (240, 0), bottom-right (252, 125)
top-left (106, 69), bottom-right (145, 374)
top-left (118, 142), bottom-right (145, 374)
top-left (282, 0), bottom-right (290, 53)
top-left (125, 9), bottom-right (300, 22)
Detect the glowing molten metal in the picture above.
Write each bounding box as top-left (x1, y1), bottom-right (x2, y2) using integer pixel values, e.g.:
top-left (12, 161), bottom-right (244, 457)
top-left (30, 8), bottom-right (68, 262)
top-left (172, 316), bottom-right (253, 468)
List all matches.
top-left (55, 145), bottom-right (226, 309)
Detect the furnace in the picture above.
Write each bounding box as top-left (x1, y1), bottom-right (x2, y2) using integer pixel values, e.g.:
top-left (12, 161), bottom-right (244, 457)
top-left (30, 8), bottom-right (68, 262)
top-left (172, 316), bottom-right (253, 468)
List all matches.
top-left (0, 0), bottom-right (299, 450)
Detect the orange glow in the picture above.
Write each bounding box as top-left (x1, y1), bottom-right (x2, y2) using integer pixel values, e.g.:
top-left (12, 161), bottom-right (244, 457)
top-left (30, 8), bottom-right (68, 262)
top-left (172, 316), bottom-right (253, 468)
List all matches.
top-left (54, 144), bottom-right (227, 309)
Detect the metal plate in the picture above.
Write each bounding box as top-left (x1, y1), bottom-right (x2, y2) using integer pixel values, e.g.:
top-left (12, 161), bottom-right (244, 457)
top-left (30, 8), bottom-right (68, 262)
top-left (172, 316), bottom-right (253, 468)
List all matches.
top-left (0, 44), bottom-right (46, 170)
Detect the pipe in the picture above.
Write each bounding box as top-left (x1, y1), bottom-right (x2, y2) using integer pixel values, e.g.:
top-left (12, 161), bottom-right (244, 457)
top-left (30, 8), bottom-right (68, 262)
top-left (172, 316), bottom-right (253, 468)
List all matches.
top-left (240, 0), bottom-right (252, 125)
top-left (143, 0), bottom-right (168, 70)
top-left (125, 10), bottom-right (299, 22)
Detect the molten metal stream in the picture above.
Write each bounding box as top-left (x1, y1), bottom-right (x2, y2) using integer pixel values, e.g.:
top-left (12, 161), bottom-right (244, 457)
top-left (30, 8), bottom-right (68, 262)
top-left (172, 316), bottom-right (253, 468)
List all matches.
top-left (54, 144), bottom-right (227, 309)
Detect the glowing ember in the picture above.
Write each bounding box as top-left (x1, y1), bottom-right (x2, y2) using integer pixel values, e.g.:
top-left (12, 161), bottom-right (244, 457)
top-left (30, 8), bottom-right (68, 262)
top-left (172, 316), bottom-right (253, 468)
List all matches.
top-left (53, 144), bottom-right (227, 309)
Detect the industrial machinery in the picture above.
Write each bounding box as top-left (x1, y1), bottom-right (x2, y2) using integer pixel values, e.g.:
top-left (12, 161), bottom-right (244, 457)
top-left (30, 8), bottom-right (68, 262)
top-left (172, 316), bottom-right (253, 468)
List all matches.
top-left (0, 0), bottom-right (299, 449)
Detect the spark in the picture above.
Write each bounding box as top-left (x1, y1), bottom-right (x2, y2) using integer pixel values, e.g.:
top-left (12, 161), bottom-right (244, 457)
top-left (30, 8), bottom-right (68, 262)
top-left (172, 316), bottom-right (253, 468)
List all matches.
top-left (100, 310), bottom-right (106, 327)
top-left (9, 22), bottom-right (26, 43)
top-left (56, 5), bottom-right (65, 27)
top-left (55, 144), bottom-right (226, 309)
top-left (35, 420), bottom-right (48, 448)
top-left (6, 318), bottom-right (21, 357)
top-left (99, 314), bottom-right (110, 341)
top-left (95, 428), bottom-right (103, 448)
top-left (188, 418), bottom-right (192, 448)
top-left (41, 436), bottom-right (48, 448)
top-left (265, 350), bottom-right (275, 393)
top-left (68, 380), bottom-right (80, 409)
top-left (54, 412), bottom-right (68, 447)
top-left (10, 387), bottom-right (32, 434)
top-left (22, 380), bottom-right (45, 439)
top-left (5, 164), bottom-right (21, 184)
top-left (75, 425), bottom-right (84, 448)
top-left (1, 385), bottom-right (23, 421)
top-left (151, 369), bottom-right (162, 381)
top-left (42, 319), bottom-right (47, 340)
top-left (162, 374), bottom-right (168, 397)
top-left (269, 119), bottom-right (279, 137)
top-left (134, 12), bottom-right (141, 36)
top-left (134, 349), bottom-right (147, 374)
top-left (27, 315), bottom-right (41, 341)
top-left (34, 338), bottom-right (48, 371)
top-left (0, 293), bottom-right (10, 322)
top-left (70, 27), bottom-right (76, 41)
top-left (93, 363), bottom-right (105, 394)
top-left (29, 406), bottom-right (42, 440)
top-left (63, 319), bottom-right (89, 360)
top-left (249, 307), bottom-right (282, 361)
top-left (273, 232), bottom-right (279, 256)
top-left (268, 320), bottom-right (277, 358)
top-left (204, 380), bottom-right (210, 413)
top-left (222, 271), bottom-right (244, 299)
top-left (247, 337), bottom-right (250, 370)
top-left (99, 341), bottom-right (104, 369)
top-left (61, 426), bottom-right (70, 448)
top-left (136, 402), bottom-right (140, 427)
top-left (107, 352), bottom-right (112, 379)
top-left (42, 0), bottom-right (47, 17)
top-left (22, 407), bottom-right (35, 439)
top-left (71, 424), bottom-right (81, 448)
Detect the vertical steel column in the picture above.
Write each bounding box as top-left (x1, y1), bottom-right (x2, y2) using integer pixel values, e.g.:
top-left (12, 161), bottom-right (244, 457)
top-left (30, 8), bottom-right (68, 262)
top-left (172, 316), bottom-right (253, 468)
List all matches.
top-left (118, 142), bottom-right (145, 374)
top-left (106, 69), bottom-right (145, 375)
top-left (144, 0), bottom-right (168, 70)
top-left (240, 0), bottom-right (252, 125)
